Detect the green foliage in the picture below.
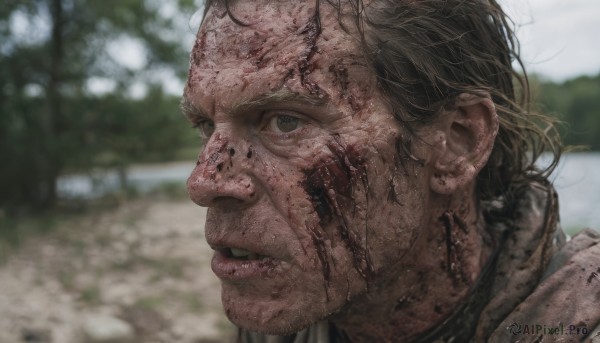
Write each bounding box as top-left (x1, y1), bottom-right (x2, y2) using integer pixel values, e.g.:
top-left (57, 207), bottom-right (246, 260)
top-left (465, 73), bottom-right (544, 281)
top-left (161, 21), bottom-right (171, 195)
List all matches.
top-left (0, 0), bottom-right (201, 214)
top-left (533, 73), bottom-right (600, 150)
top-left (71, 87), bottom-right (195, 168)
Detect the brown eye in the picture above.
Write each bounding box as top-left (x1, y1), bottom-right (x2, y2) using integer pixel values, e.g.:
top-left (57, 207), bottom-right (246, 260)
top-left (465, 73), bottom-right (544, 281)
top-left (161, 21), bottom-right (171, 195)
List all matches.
top-left (197, 120), bottom-right (215, 138)
top-left (269, 115), bottom-right (301, 133)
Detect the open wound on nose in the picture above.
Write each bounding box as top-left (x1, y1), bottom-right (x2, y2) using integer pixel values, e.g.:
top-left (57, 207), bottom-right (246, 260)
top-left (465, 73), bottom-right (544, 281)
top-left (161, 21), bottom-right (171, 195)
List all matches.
top-left (198, 133), bottom-right (229, 180)
top-left (301, 137), bottom-right (373, 295)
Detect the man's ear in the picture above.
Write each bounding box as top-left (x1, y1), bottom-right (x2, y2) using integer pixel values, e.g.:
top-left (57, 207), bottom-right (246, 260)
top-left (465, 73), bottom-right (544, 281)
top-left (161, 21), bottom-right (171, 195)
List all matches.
top-left (429, 93), bottom-right (499, 195)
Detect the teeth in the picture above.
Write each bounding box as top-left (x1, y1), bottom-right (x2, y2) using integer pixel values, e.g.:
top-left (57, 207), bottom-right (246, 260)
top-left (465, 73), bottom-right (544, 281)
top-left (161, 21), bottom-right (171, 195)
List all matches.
top-left (230, 248), bottom-right (251, 257)
top-left (229, 248), bottom-right (263, 260)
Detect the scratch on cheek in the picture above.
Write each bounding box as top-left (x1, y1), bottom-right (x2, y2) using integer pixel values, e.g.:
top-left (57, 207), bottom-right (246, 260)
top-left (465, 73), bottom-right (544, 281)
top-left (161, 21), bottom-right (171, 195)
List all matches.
top-left (301, 137), bottom-right (374, 296)
top-left (387, 135), bottom-right (426, 205)
top-left (309, 223), bottom-right (331, 300)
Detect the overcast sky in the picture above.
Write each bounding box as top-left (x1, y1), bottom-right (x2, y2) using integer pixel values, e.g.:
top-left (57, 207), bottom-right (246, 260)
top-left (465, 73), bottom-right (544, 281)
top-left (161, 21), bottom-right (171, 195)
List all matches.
top-left (501, 0), bottom-right (600, 81)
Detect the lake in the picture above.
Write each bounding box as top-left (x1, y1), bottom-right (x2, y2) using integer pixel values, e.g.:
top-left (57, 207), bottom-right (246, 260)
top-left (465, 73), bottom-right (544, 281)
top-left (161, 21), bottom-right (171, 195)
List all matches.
top-left (57, 153), bottom-right (600, 233)
top-left (539, 153), bottom-right (600, 233)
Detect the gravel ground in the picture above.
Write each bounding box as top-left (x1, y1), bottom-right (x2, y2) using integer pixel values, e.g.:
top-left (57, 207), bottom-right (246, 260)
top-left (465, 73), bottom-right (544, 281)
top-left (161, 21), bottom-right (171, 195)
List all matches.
top-left (0, 197), bottom-right (236, 343)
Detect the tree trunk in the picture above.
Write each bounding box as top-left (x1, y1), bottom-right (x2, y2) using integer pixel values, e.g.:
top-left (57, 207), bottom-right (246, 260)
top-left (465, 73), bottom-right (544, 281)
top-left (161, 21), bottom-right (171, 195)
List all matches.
top-left (40, 0), bottom-right (65, 209)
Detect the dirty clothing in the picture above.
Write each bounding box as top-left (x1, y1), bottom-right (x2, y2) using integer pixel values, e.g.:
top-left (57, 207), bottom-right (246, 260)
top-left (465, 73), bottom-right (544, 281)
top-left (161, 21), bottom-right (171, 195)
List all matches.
top-left (239, 181), bottom-right (600, 342)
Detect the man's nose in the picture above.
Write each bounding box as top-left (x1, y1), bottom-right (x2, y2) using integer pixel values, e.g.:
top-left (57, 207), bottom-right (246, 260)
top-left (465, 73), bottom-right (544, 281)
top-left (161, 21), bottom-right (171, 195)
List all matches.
top-left (187, 132), bottom-right (257, 208)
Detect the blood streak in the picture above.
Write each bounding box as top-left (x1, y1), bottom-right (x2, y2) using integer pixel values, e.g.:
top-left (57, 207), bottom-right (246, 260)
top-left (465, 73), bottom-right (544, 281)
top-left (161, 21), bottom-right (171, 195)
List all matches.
top-left (440, 211), bottom-right (469, 285)
top-left (297, 4), bottom-right (323, 96)
top-left (301, 137), bottom-right (373, 294)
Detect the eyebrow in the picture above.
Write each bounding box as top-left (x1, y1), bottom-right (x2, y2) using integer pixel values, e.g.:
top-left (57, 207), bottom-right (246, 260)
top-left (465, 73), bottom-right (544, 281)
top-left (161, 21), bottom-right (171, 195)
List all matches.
top-left (231, 88), bottom-right (328, 114)
top-left (180, 97), bottom-right (208, 121)
top-left (180, 88), bottom-right (329, 120)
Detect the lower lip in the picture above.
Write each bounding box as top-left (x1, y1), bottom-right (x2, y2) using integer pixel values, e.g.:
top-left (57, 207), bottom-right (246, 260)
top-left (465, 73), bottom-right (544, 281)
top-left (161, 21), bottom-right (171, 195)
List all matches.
top-left (211, 250), bottom-right (282, 280)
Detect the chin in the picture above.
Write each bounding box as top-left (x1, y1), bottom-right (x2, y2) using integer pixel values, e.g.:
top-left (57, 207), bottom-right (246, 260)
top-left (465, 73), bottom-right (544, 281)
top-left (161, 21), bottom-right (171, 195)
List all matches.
top-left (220, 282), bottom-right (342, 335)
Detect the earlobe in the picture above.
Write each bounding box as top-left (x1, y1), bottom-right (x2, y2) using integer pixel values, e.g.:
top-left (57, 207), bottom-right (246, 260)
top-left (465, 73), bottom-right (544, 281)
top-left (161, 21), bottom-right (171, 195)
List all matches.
top-left (429, 93), bottom-right (499, 195)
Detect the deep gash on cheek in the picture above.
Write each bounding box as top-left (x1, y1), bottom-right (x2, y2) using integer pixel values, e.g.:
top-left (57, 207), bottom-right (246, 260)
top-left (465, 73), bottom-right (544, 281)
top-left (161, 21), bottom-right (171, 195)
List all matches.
top-left (301, 137), bottom-right (375, 298)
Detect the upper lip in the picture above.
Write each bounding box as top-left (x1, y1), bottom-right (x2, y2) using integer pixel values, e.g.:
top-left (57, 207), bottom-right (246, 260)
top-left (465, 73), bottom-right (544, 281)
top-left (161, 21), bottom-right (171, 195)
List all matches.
top-left (207, 235), bottom-right (281, 260)
top-left (204, 208), bottom-right (291, 261)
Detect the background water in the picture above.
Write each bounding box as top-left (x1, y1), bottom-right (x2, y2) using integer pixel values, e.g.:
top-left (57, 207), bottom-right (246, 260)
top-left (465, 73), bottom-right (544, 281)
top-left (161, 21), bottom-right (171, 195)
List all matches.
top-left (57, 153), bottom-right (600, 234)
top-left (540, 152), bottom-right (600, 233)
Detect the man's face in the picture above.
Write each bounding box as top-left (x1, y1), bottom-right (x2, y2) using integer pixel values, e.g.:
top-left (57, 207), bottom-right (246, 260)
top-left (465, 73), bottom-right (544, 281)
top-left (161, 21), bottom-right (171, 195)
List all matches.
top-left (185, 0), bottom-right (434, 334)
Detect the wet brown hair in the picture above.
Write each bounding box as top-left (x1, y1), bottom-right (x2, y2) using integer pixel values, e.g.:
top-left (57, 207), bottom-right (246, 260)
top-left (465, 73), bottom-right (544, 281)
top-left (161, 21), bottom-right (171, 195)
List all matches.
top-left (200, 0), bottom-right (562, 204)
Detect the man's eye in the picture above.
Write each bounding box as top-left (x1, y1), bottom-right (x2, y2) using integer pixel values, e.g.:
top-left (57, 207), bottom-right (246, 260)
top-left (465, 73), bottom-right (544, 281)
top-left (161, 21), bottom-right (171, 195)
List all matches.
top-left (196, 120), bottom-right (215, 138)
top-left (268, 115), bottom-right (302, 133)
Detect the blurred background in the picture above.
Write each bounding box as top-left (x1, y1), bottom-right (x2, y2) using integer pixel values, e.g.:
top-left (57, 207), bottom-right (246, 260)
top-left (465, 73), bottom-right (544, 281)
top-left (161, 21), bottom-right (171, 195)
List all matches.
top-left (0, 0), bottom-right (598, 342)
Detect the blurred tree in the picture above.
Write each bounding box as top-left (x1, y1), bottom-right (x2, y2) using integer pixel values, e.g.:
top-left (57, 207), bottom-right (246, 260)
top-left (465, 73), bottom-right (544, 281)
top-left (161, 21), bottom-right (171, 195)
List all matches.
top-left (0, 0), bottom-right (199, 214)
top-left (81, 86), bottom-right (192, 189)
top-left (533, 73), bottom-right (600, 150)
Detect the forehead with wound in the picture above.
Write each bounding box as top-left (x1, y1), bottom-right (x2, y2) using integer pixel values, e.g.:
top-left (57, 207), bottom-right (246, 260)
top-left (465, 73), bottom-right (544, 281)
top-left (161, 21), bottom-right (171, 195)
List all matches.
top-left (192, 2), bottom-right (313, 67)
top-left (186, 0), bottom-right (375, 110)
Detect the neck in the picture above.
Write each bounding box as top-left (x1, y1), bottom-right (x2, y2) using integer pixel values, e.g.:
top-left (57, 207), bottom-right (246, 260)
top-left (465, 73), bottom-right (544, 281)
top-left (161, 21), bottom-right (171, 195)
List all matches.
top-left (330, 188), bottom-right (494, 342)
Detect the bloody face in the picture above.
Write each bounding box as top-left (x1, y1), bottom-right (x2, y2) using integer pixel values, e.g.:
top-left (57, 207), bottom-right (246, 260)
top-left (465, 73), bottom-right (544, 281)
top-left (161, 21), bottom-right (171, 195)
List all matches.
top-left (185, 0), bottom-right (435, 335)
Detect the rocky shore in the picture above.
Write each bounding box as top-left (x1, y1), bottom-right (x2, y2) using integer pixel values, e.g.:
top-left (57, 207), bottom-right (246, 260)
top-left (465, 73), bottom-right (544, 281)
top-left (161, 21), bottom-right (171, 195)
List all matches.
top-left (0, 198), bottom-right (235, 343)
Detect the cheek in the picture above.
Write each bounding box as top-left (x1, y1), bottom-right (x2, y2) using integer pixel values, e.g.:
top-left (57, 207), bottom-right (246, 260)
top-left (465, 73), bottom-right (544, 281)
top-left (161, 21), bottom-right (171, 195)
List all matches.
top-left (247, 151), bottom-right (320, 256)
top-left (346, 133), bottom-right (431, 274)
top-left (301, 139), bottom-right (375, 284)
top-left (366, 184), bottom-right (428, 271)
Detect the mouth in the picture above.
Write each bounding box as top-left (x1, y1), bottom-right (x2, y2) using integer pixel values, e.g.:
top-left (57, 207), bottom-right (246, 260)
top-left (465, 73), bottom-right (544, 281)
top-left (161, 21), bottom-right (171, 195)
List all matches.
top-left (226, 247), bottom-right (269, 261)
top-left (211, 246), bottom-right (284, 280)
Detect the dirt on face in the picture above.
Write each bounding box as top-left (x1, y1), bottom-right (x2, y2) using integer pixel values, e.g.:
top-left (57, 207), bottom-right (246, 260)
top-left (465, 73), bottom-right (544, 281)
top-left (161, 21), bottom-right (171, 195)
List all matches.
top-left (185, 0), bottom-right (441, 336)
top-left (302, 137), bottom-right (374, 289)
